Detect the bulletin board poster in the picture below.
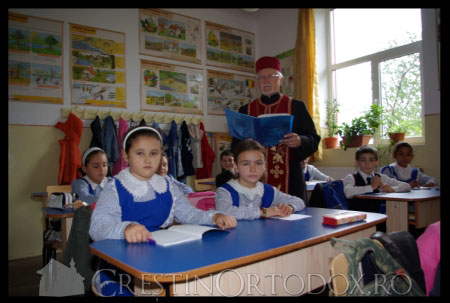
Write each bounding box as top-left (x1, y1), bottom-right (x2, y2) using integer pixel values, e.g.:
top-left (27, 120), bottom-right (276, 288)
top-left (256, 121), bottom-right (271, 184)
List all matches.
top-left (275, 49), bottom-right (295, 97)
top-left (140, 59), bottom-right (203, 115)
top-left (8, 12), bottom-right (63, 104)
top-left (139, 9), bottom-right (202, 64)
top-left (70, 23), bottom-right (126, 108)
top-left (205, 21), bottom-right (255, 73)
top-left (207, 70), bottom-right (256, 115)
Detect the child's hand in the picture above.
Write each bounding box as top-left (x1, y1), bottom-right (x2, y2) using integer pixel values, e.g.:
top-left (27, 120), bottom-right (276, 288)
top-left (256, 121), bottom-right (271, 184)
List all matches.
top-left (124, 223), bottom-right (153, 243)
top-left (409, 180), bottom-right (421, 188)
top-left (371, 175), bottom-right (382, 190)
top-left (327, 177), bottom-right (334, 182)
top-left (213, 214), bottom-right (237, 229)
top-left (276, 203), bottom-right (294, 217)
top-left (424, 182), bottom-right (436, 187)
top-left (379, 184), bottom-right (395, 193)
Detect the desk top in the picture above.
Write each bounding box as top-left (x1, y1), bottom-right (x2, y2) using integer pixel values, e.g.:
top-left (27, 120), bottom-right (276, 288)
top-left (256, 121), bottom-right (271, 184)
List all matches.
top-left (90, 207), bottom-right (386, 282)
top-left (355, 188), bottom-right (440, 202)
top-left (42, 207), bottom-right (74, 218)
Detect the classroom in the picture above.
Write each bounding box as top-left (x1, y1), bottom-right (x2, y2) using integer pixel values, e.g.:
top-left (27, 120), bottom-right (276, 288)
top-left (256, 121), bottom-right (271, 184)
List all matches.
top-left (8, 8), bottom-right (440, 297)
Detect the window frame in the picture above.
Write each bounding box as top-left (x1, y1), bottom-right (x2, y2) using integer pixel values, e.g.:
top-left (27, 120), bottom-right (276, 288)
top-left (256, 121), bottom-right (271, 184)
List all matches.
top-left (326, 9), bottom-right (425, 145)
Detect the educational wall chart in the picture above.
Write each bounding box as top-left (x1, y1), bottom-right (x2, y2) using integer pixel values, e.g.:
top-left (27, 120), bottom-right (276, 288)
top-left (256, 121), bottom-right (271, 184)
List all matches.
top-left (70, 23), bottom-right (126, 108)
top-left (8, 12), bottom-right (64, 104)
top-left (141, 59), bottom-right (203, 115)
top-left (205, 21), bottom-right (255, 73)
top-left (207, 70), bottom-right (256, 115)
top-left (139, 9), bottom-right (202, 64)
top-left (275, 49), bottom-right (295, 97)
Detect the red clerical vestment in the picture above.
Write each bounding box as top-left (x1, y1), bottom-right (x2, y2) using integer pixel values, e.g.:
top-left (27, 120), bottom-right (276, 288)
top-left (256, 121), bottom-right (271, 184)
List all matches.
top-left (247, 94), bottom-right (292, 193)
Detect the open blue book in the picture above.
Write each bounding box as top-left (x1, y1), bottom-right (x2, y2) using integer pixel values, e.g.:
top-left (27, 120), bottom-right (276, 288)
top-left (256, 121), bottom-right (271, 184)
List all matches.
top-left (225, 108), bottom-right (294, 147)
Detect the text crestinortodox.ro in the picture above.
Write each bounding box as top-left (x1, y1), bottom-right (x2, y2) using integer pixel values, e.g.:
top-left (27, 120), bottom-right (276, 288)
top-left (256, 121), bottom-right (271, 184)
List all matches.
top-left (93, 269), bottom-right (415, 296)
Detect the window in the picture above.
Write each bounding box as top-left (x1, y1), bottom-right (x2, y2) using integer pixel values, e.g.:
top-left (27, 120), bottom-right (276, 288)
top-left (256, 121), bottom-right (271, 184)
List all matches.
top-left (329, 9), bottom-right (423, 143)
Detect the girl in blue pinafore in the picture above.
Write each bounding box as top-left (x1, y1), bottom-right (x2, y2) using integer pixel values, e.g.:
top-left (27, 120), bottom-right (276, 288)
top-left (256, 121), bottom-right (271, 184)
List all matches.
top-left (71, 147), bottom-right (112, 209)
top-left (381, 142), bottom-right (438, 188)
top-left (89, 126), bottom-right (237, 296)
top-left (215, 139), bottom-right (305, 220)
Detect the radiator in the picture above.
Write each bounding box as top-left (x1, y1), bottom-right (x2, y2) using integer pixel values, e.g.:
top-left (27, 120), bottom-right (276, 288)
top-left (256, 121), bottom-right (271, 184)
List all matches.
top-left (315, 166), bottom-right (357, 180)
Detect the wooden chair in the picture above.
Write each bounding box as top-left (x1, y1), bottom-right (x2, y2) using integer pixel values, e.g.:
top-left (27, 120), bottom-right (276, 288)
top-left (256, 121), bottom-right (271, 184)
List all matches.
top-left (194, 178), bottom-right (216, 192)
top-left (329, 239), bottom-right (384, 296)
top-left (42, 185), bottom-right (73, 265)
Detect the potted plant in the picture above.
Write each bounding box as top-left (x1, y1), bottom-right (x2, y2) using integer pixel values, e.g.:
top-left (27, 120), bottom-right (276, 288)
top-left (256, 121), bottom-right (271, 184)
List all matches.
top-left (385, 121), bottom-right (409, 144)
top-left (337, 104), bottom-right (383, 151)
top-left (324, 99), bottom-right (340, 149)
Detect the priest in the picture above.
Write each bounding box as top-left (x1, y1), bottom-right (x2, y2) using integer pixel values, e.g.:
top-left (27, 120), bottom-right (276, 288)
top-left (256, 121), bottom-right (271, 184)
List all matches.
top-left (231, 56), bottom-right (320, 202)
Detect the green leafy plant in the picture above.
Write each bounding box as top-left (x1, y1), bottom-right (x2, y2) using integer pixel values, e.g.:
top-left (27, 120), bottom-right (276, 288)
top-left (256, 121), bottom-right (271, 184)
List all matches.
top-left (325, 99), bottom-right (340, 137)
top-left (337, 104), bottom-right (383, 150)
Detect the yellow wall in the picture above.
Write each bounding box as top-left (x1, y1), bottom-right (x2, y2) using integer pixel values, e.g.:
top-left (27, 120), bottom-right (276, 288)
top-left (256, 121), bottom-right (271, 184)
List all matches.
top-left (8, 114), bottom-right (440, 259)
top-left (8, 124), bottom-right (196, 260)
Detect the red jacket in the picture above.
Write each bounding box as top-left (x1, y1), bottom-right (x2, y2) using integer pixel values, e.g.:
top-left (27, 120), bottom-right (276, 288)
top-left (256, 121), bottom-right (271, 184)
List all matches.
top-left (195, 122), bottom-right (215, 179)
top-left (55, 113), bottom-right (83, 185)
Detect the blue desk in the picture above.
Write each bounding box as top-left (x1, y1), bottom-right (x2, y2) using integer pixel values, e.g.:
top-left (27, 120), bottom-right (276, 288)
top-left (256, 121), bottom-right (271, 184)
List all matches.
top-left (90, 207), bottom-right (385, 296)
top-left (356, 188), bottom-right (440, 233)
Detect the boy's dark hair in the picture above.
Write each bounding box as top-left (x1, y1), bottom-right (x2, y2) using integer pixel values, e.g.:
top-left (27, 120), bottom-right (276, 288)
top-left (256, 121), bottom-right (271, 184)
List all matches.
top-left (355, 145), bottom-right (378, 161)
top-left (220, 150), bottom-right (234, 160)
top-left (392, 141), bottom-right (413, 156)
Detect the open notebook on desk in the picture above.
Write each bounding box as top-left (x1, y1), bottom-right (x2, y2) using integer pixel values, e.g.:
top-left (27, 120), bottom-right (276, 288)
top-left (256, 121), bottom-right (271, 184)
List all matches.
top-left (151, 224), bottom-right (228, 247)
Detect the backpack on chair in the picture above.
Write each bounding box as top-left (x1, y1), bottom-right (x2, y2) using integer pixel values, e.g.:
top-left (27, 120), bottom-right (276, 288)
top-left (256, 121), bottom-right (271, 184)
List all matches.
top-left (330, 237), bottom-right (425, 296)
top-left (370, 231), bottom-right (426, 293)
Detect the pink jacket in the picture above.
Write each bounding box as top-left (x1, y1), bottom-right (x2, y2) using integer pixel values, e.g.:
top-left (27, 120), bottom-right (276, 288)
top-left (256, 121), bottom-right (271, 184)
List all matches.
top-left (416, 221), bottom-right (440, 295)
top-left (112, 117), bottom-right (129, 176)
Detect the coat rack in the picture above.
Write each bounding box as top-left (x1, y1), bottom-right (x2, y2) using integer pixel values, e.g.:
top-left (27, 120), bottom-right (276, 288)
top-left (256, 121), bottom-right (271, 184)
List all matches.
top-left (61, 106), bottom-right (204, 125)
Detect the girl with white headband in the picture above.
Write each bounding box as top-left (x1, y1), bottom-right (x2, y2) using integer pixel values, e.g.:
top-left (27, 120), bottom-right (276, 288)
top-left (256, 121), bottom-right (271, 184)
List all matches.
top-left (89, 126), bottom-right (237, 296)
top-left (71, 147), bottom-right (111, 209)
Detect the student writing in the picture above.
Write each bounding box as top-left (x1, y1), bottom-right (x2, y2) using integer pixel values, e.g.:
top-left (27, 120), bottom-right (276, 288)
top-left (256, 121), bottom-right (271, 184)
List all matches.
top-left (89, 126), bottom-right (237, 296)
top-left (215, 139), bottom-right (305, 220)
top-left (381, 142), bottom-right (437, 188)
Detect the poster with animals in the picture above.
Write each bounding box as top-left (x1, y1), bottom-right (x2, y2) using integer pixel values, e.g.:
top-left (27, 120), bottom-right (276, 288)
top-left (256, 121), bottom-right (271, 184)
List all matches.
top-left (139, 9), bottom-right (202, 64)
top-left (70, 23), bottom-right (126, 108)
top-left (8, 12), bottom-right (64, 104)
top-left (141, 59), bottom-right (203, 115)
top-left (205, 21), bottom-right (255, 73)
top-left (207, 70), bottom-right (256, 115)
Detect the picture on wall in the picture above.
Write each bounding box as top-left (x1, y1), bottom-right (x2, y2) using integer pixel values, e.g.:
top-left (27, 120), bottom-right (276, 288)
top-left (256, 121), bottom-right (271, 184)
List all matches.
top-left (139, 9), bottom-right (202, 64)
top-left (141, 59), bottom-right (203, 115)
top-left (205, 21), bottom-right (255, 73)
top-left (275, 49), bottom-right (295, 97)
top-left (207, 70), bottom-right (256, 115)
top-left (70, 23), bottom-right (126, 108)
top-left (8, 12), bottom-right (64, 104)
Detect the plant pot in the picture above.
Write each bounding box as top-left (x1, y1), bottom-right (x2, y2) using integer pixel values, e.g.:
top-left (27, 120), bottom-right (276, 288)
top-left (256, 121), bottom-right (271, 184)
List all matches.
top-left (323, 137), bottom-right (339, 149)
top-left (342, 135), bottom-right (372, 148)
top-left (388, 132), bottom-right (405, 144)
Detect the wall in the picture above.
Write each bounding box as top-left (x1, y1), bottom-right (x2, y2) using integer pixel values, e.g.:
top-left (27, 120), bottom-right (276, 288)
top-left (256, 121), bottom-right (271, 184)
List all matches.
top-left (8, 8), bottom-right (440, 259)
top-left (8, 8), bottom-right (259, 260)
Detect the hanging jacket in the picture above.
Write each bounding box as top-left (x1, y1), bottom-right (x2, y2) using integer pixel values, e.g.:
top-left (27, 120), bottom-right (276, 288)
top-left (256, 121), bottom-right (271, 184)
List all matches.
top-left (152, 122), bottom-right (168, 147)
top-left (112, 117), bottom-right (129, 176)
top-left (55, 113), bottom-right (83, 185)
top-left (102, 116), bottom-right (119, 167)
top-left (187, 123), bottom-right (203, 169)
top-left (195, 122), bottom-right (215, 179)
top-left (89, 115), bottom-right (103, 149)
top-left (167, 120), bottom-right (178, 177)
top-left (179, 121), bottom-right (195, 177)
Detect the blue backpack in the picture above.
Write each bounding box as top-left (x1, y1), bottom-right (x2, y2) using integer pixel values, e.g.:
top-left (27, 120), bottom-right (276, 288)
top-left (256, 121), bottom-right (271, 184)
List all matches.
top-left (309, 180), bottom-right (348, 209)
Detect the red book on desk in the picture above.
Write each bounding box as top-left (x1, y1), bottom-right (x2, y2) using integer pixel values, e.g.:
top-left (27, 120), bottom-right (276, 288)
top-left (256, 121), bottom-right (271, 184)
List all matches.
top-left (322, 211), bottom-right (367, 226)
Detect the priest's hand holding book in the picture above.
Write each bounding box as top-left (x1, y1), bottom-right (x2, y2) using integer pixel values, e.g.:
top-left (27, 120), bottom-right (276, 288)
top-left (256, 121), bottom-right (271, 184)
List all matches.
top-left (279, 133), bottom-right (302, 149)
